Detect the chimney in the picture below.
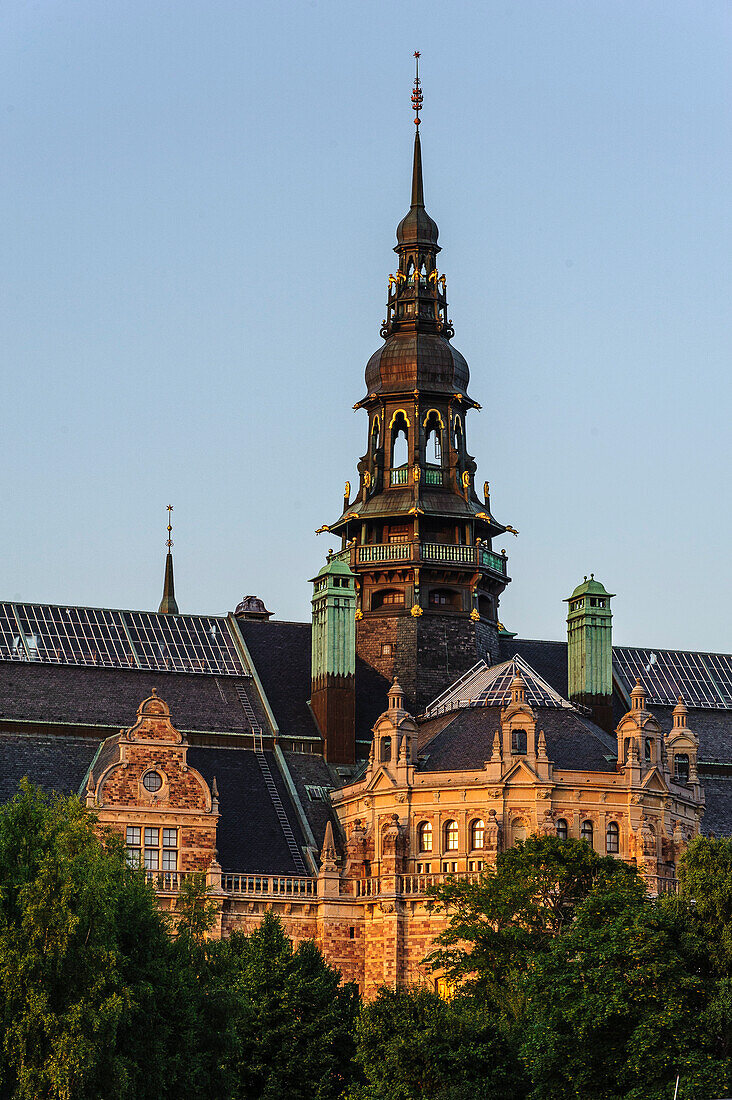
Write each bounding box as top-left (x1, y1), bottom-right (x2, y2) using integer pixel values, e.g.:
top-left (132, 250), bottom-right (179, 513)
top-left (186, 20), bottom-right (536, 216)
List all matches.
top-left (565, 574), bottom-right (615, 732)
top-left (309, 550), bottom-right (356, 764)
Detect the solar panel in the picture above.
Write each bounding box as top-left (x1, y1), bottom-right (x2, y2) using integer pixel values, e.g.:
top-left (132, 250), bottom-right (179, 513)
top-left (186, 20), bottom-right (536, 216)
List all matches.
top-left (0, 603), bottom-right (248, 677)
top-left (123, 611), bottom-right (244, 675)
top-left (424, 656), bottom-right (575, 717)
top-left (614, 647), bottom-right (732, 709)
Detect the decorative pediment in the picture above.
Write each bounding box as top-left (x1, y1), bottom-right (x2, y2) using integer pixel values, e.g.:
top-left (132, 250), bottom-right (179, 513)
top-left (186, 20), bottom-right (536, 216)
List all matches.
top-left (365, 766), bottom-right (399, 793)
top-left (500, 758), bottom-right (539, 785)
top-left (125, 689), bottom-right (185, 745)
top-left (641, 768), bottom-right (669, 795)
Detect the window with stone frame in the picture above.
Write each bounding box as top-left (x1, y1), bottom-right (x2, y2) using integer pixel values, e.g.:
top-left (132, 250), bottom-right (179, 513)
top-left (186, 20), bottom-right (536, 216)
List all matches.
top-left (606, 821), bottom-right (620, 854)
top-left (470, 819), bottom-right (485, 850)
top-left (556, 818), bottom-right (568, 841)
top-left (581, 820), bottom-right (594, 847)
top-left (418, 821), bottom-right (433, 852)
top-left (445, 820), bottom-right (459, 851)
top-left (126, 825), bottom-right (178, 871)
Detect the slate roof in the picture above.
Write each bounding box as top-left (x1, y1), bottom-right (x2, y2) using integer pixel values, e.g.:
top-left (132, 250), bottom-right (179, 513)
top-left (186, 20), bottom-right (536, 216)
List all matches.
top-left (0, 661), bottom-right (259, 735)
top-left (284, 751), bottom-right (342, 850)
top-left (498, 637), bottom-right (569, 698)
top-left (418, 705), bottom-right (617, 773)
top-left (236, 621), bottom-right (319, 743)
top-left (0, 732), bottom-right (101, 803)
top-left (698, 777), bottom-right (732, 838)
top-left (188, 747), bottom-right (307, 874)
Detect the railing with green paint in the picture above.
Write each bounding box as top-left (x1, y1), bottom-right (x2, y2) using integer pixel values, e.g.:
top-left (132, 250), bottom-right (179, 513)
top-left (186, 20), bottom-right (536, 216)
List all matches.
top-left (389, 466), bottom-right (409, 486)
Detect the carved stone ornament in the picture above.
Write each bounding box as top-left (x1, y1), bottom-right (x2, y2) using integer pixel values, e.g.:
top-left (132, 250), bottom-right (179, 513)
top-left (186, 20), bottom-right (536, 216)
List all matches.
top-left (379, 901), bottom-right (395, 914)
top-left (395, 791), bottom-right (407, 804)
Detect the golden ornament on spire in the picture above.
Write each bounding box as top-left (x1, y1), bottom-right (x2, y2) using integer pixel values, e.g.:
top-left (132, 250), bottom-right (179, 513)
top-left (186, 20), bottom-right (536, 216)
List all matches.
top-left (412, 52), bottom-right (423, 126)
top-left (166, 505), bottom-right (173, 549)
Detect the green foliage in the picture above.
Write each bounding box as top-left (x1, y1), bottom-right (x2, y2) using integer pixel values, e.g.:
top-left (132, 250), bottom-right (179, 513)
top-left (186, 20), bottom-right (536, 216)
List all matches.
top-left (348, 985), bottom-right (526, 1100)
top-left (0, 780), bottom-right (196, 1100)
top-left (520, 876), bottom-right (727, 1100)
top-left (426, 835), bottom-right (638, 1010)
top-left (205, 911), bottom-right (359, 1100)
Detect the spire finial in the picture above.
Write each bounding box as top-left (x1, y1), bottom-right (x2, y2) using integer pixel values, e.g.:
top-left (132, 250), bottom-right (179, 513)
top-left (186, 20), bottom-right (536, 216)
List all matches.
top-left (412, 52), bottom-right (422, 127)
top-left (158, 505), bottom-right (179, 616)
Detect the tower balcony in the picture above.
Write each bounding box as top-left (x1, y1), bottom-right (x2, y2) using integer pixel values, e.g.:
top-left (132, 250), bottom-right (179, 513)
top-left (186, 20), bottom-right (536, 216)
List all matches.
top-left (353, 540), bottom-right (508, 578)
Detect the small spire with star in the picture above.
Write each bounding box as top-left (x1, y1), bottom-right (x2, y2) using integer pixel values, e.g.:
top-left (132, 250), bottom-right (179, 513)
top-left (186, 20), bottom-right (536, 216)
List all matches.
top-left (158, 505), bottom-right (179, 616)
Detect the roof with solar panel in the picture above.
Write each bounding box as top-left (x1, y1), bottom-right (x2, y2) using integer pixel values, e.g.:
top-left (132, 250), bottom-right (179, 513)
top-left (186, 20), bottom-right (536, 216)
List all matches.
top-left (422, 655), bottom-right (578, 718)
top-left (0, 601), bottom-right (248, 677)
top-left (613, 646), bottom-right (732, 710)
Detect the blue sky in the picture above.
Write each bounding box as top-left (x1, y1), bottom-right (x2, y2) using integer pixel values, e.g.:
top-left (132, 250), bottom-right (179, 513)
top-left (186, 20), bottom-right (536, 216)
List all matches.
top-left (2, 1), bottom-right (730, 651)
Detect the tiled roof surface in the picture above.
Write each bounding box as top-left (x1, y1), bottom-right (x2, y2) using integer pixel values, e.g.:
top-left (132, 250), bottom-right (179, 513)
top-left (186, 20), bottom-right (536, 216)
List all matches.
top-left (418, 705), bottom-right (616, 773)
top-left (698, 777), bottom-right (732, 837)
top-left (283, 751), bottom-right (342, 851)
top-left (188, 746), bottom-right (307, 874)
top-left (0, 661), bottom-right (255, 734)
top-left (0, 732), bottom-right (100, 803)
top-left (498, 637), bottom-right (569, 698)
top-left (236, 621), bottom-right (320, 743)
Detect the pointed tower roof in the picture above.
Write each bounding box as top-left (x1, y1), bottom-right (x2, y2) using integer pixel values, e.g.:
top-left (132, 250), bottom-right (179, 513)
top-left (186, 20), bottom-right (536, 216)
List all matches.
top-left (158, 506), bottom-right (179, 616)
top-left (395, 58), bottom-right (439, 251)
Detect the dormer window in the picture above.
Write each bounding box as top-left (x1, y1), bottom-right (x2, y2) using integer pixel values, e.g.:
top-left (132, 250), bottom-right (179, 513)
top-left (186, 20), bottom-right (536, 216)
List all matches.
top-left (511, 728), bottom-right (527, 754)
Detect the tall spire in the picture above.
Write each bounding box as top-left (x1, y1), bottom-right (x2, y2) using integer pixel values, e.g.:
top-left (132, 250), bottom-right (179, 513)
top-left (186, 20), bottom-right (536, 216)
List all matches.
top-left (410, 52), bottom-right (424, 207)
top-left (396, 53), bottom-right (438, 252)
top-left (158, 505), bottom-right (179, 616)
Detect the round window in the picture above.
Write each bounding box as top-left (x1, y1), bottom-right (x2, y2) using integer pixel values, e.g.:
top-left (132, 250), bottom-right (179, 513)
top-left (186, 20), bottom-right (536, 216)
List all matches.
top-left (142, 771), bottom-right (163, 793)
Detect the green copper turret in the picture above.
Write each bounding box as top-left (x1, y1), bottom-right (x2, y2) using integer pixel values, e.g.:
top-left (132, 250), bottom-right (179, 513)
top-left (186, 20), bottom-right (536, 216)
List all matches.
top-left (310, 551), bottom-right (357, 764)
top-left (565, 574), bottom-right (615, 732)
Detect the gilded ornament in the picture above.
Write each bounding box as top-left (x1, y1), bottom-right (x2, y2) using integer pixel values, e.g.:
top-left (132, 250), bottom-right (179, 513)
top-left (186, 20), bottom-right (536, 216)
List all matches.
top-left (410, 604), bottom-right (423, 617)
top-left (364, 471), bottom-right (371, 487)
top-left (355, 609), bottom-right (363, 620)
top-left (469, 608), bottom-right (480, 622)
top-left (461, 471), bottom-right (470, 488)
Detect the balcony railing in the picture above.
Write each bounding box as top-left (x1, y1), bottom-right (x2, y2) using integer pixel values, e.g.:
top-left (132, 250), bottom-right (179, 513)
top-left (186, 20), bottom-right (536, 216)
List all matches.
top-left (221, 874), bottom-right (316, 897)
top-left (479, 547), bottom-right (507, 575)
top-left (421, 542), bottom-right (476, 565)
top-left (389, 466), bottom-right (409, 486)
top-left (357, 543), bottom-right (411, 564)
top-left (353, 877), bottom-right (382, 898)
top-left (424, 467), bottom-right (443, 486)
top-left (145, 870), bottom-right (196, 892)
top-left (354, 541), bottom-right (508, 576)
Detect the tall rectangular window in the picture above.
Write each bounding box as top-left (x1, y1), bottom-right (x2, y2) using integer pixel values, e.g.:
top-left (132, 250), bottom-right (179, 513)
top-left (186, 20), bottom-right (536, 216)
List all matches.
top-left (144, 827), bottom-right (159, 870)
top-left (126, 826), bottom-right (141, 866)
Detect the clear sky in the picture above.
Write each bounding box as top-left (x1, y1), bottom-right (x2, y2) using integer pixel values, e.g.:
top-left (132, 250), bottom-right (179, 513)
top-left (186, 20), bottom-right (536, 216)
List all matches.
top-left (2, 1), bottom-right (730, 652)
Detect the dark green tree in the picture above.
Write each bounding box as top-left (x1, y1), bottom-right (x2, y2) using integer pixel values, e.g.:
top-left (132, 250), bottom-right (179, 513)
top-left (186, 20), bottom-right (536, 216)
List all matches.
top-left (205, 911), bottom-right (358, 1100)
top-left (426, 835), bottom-right (637, 1014)
top-left (347, 985), bottom-right (526, 1100)
top-left (0, 780), bottom-right (202, 1100)
top-left (520, 873), bottom-right (727, 1099)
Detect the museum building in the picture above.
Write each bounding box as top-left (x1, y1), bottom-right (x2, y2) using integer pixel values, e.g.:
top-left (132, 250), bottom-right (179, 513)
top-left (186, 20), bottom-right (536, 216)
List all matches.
top-left (0, 74), bottom-right (730, 995)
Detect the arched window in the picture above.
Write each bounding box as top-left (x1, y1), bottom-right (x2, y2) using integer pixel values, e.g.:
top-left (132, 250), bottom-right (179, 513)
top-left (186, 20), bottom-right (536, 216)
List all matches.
top-left (470, 819), bottom-right (485, 850)
top-left (380, 737), bottom-right (391, 763)
top-left (674, 753), bottom-right (690, 783)
top-left (606, 821), bottom-right (619, 854)
top-left (371, 589), bottom-right (405, 610)
top-left (424, 411), bottom-right (443, 466)
top-left (556, 819), bottom-right (568, 841)
top-left (390, 412), bottom-right (409, 471)
top-left (418, 821), bottom-right (433, 853)
top-left (581, 820), bottom-right (594, 847)
top-left (511, 728), bottom-right (527, 754)
top-left (623, 737), bottom-right (630, 763)
top-left (645, 738), bottom-right (653, 763)
top-left (445, 820), bottom-right (459, 851)
top-left (453, 415), bottom-right (463, 453)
